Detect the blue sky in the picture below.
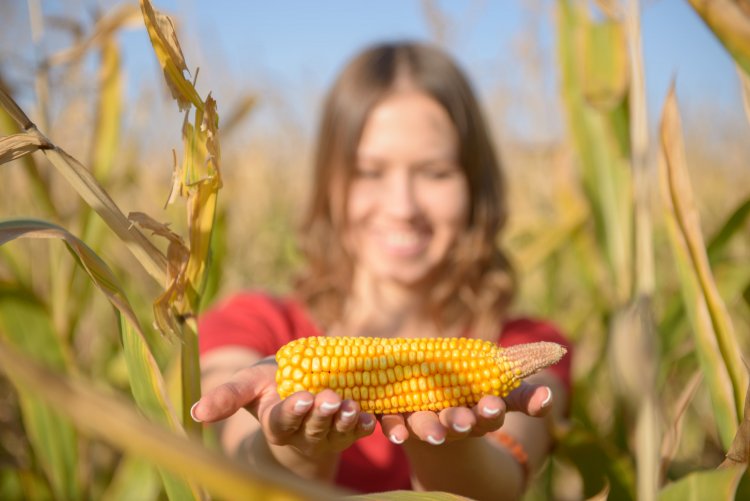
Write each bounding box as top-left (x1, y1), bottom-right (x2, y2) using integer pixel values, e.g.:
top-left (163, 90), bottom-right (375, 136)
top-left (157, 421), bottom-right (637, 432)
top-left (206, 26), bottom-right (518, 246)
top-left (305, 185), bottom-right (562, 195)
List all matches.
top-left (8, 0), bottom-right (746, 143)
top-left (138, 0), bottom-right (741, 140)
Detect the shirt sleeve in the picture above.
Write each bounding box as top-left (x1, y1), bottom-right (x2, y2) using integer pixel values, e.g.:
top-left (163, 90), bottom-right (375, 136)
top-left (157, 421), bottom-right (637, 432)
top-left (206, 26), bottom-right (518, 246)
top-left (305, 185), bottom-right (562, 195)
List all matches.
top-left (198, 292), bottom-right (301, 357)
top-left (500, 318), bottom-right (573, 393)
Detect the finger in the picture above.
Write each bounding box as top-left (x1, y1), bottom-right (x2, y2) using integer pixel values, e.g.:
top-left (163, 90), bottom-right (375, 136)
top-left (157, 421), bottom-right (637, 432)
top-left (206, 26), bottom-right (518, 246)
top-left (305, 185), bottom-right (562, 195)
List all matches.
top-left (380, 414), bottom-right (409, 445)
top-left (354, 413), bottom-right (377, 438)
top-left (332, 400), bottom-right (360, 434)
top-left (191, 365), bottom-right (267, 422)
top-left (505, 383), bottom-right (553, 417)
top-left (301, 390), bottom-right (342, 442)
top-left (263, 391), bottom-right (315, 442)
top-left (438, 407), bottom-right (476, 439)
top-left (406, 411), bottom-right (446, 445)
top-left (472, 395), bottom-right (506, 436)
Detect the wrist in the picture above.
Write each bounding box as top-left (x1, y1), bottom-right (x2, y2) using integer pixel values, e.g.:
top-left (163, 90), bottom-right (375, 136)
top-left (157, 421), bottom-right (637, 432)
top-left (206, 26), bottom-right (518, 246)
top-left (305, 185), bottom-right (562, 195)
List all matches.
top-left (253, 431), bottom-right (341, 482)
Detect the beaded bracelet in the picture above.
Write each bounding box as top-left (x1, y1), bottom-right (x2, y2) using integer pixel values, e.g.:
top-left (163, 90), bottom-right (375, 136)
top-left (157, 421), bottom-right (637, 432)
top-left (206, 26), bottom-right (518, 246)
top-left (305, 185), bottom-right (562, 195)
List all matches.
top-left (489, 430), bottom-right (530, 485)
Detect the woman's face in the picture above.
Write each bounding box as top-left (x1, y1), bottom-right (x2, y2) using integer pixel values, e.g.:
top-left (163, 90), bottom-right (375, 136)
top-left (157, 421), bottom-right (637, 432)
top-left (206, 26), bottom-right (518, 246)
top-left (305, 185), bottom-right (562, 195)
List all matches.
top-left (344, 90), bottom-right (469, 289)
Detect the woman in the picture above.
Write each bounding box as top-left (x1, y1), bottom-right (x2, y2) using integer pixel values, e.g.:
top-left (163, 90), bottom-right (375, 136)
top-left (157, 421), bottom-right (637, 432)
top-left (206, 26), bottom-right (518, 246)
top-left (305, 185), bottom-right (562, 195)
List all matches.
top-left (191, 41), bottom-right (571, 500)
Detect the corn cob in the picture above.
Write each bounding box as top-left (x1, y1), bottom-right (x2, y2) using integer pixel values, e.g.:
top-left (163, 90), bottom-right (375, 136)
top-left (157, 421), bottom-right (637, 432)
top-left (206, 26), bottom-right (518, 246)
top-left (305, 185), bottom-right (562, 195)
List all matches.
top-left (275, 336), bottom-right (566, 414)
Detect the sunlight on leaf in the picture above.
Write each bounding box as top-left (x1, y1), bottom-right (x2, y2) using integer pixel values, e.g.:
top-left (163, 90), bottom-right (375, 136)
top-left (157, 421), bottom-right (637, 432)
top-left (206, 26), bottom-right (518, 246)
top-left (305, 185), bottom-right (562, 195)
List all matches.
top-left (139, 0), bottom-right (203, 111)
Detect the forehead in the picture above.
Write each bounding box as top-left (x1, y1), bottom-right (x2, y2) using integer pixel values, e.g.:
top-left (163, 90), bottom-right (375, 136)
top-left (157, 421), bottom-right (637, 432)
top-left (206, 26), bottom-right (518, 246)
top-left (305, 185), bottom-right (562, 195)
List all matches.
top-left (356, 91), bottom-right (458, 159)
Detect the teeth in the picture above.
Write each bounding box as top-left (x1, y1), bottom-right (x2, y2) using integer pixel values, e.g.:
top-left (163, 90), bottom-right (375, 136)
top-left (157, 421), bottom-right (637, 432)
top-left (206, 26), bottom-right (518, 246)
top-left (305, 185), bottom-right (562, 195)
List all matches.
top-left (384, 232), bottom-right (421, 248)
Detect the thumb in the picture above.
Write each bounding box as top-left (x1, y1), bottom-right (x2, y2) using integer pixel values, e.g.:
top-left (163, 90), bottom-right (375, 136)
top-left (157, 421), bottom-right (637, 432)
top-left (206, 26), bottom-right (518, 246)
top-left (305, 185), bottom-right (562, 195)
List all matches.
top-left (191, 364), bottom-right (274, 423)
top-left (504, 382), bottom-right (553, 417)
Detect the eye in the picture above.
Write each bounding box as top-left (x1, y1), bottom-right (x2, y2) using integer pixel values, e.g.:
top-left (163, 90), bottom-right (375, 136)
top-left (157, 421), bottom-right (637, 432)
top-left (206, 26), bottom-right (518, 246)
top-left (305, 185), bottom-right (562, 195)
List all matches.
top-left (354, 164), bottom-right (383, 179)
top-left (419, 162), bottom-right (460, 180)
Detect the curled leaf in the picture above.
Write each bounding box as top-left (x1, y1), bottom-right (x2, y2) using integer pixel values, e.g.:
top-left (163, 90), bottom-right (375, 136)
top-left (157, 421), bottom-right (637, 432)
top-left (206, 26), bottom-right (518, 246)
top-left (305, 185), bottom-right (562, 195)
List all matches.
top-left (140, 0), bottom-right (203, 112)
top-left (128, 212), bottom-right (189, 336)
top-left (0, 132), bottom-right (51, 165)
top-left (720, 378), bottom-right (750, 468)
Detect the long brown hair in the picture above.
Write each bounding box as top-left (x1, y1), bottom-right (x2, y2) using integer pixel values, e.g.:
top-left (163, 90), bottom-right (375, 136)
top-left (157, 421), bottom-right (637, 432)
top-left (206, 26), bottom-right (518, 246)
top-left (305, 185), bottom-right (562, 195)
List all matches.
top-left (294, 41), bottom-right (515, 340)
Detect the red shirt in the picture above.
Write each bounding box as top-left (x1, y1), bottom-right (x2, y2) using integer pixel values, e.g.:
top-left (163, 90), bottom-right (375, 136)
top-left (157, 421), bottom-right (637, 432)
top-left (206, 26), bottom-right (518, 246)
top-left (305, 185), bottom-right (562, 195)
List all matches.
top-left (199, 292), bottom-right (572, 494)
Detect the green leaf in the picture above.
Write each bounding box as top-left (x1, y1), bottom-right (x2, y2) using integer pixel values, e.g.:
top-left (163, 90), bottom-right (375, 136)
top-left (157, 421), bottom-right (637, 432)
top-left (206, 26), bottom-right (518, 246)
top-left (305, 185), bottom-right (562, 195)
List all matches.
top-left (0, 338), bottom-right (344, 501)
top-left (557, 0), bottom-right (633, 306)
top-left (0, 290), bottom-right (80, 501)
top-left (0, 219), bottom-right (200, 499)
top-left (101, 456), bottom-right (161, 501)
top-left (659, 465), bottom-right (745, 501)
top-left (659, 88), bottom-right (748, 445)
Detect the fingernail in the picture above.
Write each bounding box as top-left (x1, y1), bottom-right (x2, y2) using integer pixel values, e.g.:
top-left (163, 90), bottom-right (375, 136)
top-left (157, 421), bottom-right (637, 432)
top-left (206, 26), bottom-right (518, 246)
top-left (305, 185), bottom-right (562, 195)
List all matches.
top-left (426, 435), bottom-right (445, 445)
top-left (190, 401), bottom-right (202, 423)
top-left (389, 434), bottom-right (405, 445)
top-left (541, 387), bottom-right (553, 408)
top-left (360, 415), bottom-right (375, 429)
top-left (320, 401), bottom-right (341, 414)
top-left (341, 408), bottom-right (357, 420)
top-left (482, 406), bottom-right (500, 417)
top-left (294, 399), bottom-right (313, 414)
top-left (452, 423), bottom-right (471, 433)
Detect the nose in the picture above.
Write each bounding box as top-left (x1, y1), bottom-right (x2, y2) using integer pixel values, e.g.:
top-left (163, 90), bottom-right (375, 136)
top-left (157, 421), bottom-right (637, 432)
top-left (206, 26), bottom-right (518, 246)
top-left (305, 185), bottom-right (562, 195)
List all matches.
top-left (383, 169), bottom-right (418, 219)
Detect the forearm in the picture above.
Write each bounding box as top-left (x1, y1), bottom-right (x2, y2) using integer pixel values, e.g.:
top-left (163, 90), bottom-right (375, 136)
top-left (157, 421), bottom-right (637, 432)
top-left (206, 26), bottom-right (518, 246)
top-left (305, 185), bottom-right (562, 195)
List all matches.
top-left (403, 436), bottom-right (525, 501)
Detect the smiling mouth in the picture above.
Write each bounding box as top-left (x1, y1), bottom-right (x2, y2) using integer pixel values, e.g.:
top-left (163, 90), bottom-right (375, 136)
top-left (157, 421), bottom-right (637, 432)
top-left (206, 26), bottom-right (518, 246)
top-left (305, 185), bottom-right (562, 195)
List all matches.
top-left (380, 231), bottom-right (429, 257)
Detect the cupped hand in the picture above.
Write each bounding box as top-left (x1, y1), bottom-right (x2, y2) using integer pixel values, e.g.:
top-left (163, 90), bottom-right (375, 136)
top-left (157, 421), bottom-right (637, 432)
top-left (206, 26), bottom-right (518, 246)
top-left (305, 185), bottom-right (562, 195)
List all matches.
top-left (190, 360), bottom-right (377, 458)
top-left (380, 382), bottom-right (553, 445)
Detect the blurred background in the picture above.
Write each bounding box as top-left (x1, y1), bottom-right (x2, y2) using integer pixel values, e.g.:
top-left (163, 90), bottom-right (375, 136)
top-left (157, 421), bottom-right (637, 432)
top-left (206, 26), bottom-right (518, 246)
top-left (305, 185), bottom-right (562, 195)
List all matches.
top-left (1, 0), bottom-right (749, 499)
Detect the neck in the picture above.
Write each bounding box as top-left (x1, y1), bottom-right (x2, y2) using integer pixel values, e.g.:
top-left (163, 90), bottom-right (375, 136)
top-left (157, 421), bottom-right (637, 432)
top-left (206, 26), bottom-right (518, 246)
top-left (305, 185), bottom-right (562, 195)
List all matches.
top-left (337, 271), bottom-right (450, 339)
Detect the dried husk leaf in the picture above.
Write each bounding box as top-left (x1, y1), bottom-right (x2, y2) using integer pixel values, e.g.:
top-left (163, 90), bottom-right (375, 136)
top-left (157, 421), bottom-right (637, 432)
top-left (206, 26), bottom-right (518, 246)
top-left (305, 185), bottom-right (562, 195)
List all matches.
top-left (688, 0), bottom-right (750, 76)
top-left (720, 379), bottom-right (750, 468)
top-left (140, 0), bottom-right (203, 112)
top-left (0, 132), bottom-right (50, 165)
top-left (46, 3), bottom-right (141, 67)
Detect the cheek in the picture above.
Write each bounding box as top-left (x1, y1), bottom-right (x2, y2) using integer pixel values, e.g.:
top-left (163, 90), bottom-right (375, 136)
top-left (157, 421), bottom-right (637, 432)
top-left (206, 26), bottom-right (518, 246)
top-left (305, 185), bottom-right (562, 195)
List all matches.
top-left (345, 183), bottom-right (372, 225)
top-left (426, 181), bottom-right (470, 229)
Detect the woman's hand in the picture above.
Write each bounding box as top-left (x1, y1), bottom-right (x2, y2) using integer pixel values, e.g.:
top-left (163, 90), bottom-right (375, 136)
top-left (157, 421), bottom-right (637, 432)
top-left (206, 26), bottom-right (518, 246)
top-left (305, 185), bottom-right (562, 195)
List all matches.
top-left (379, 382), bottom-right (553, 445)
top-left (190, 359), bottom-right (377, 459)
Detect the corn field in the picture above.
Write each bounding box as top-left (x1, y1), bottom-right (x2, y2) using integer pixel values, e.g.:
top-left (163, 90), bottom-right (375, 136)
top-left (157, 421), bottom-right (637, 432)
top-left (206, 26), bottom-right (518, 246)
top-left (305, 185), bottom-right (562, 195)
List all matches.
top-left (1, 0), bottom-right (749, 500)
